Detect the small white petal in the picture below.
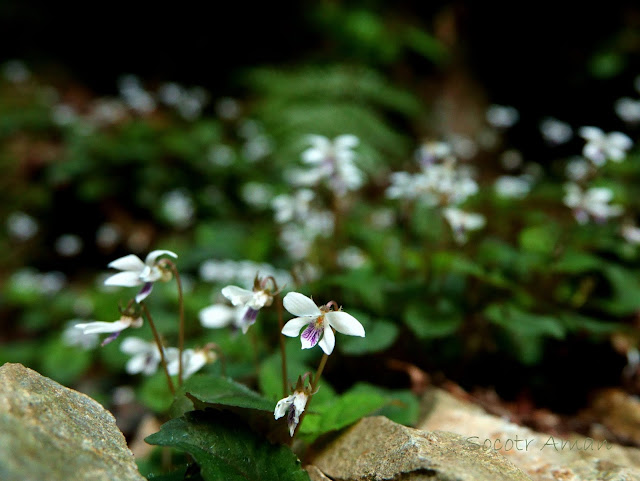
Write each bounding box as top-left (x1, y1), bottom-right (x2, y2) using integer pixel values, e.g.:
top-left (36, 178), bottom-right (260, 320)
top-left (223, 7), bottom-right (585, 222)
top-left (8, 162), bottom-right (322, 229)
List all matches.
top-left (319, 324), bottom-right (335, 355)
top-left (579, 126), bottom-right (604, 141)
top-left (326, 311), bottom-right (365, 337)
top-left (125, 354), bottom-right (148, 374)
top-left (104, 271), bottom-right (143, 287)
top-left (221, 285), bottom-right (255, 306)
top-left (120, 336), bottom-right (152, 355)
top-left (283, 292), bottom-right (321, 317)
top-left (199, 304), bottom-right (234, 328)
top-left (183, 351), bottom-right (208, 378)
top-left (274, 395), bottom-right (294, 419)
top-left (108, 254), bottom-right (145, 272)
top-left (608, 132), bottom-right (633, 150)
top-left (145, 249), bottom-right (178, 266)
top-left (281, 317), bottom-right (312, 337)
top-left (334, 134), bottom-right (359, 150)
top-left (301, 148), bottom-right (325, 164)
top-left (75, 319), bottom-right (130, 334)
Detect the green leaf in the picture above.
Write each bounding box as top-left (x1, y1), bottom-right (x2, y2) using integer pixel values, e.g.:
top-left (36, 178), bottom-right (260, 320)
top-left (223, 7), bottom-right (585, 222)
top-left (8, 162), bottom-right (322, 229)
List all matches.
top-left (139, 373), bottom-right (175, 413)
top-left (404, 300), bottom-right (463, 339)
top-left (519, 224), bottom-right (559, 255)
top-left (338, 310), bottom-right (398, 355)
top-left (484, 303), bottom-right (565, 339)
top-left (553, 250), bottom-right (603, 274)
top-left (146, 410), bottom-right (310, 481)
top-left (299, 390), bottom-right (387, 441)
top-left (348, 383), bottom-right (419, 426)
top-left (598, 264), bottom-right (640, 315)
top-left (182, 375), bottom-right (274, 412)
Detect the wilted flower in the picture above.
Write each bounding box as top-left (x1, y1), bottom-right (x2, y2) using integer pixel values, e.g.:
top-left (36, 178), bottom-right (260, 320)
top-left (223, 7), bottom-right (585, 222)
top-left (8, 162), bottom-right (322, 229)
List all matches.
top-left (104, 250), bottom-right (177, 303)
top-left (120, 337), bottom-right (163, 375)
top-left (291, 134), bottom-right (364, 196)
top-left (442, 207), bottom-right (486, 244)
top-left (579, 126), bottom-right (633, 166)
top-left (221, 277), bottom-right (277, 333)
top-left (75, 314), bottom-right (143, 346)
top-left (281, 292), bottom-right (365, 355)
top-left (167, 346), bottom-right (217, 379)
top-left (563, 183), bottom-right (623, 224)
top-left (274, 389), bottom-right (309, 437)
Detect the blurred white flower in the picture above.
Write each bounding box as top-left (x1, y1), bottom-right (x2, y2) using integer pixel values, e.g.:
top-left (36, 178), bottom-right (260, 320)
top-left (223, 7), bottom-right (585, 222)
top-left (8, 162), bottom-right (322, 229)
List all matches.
top-left (96, 223), bottom-right (121, 249)
top-left (75, 315), bottom-right (143, 346)
top-left (241, 182), bottom-right (273, 208)
top-left (121, 337), bottom-right (163, 375)
top-left (447, 134), bottom-right (478, 160)
top-left (622, 224), bottom-right (640, 245)
top-left (167, 347), bottom-right (216, 379)
top-left (215, 97), bottom-right (241, 120)
top-left (104, 250), bottom-right (178, 303)
top-left (55, 234), bottom-right (83, 257)
top-left (565, 157), bottom-right (591, 182)
top-left (62, 320), bottom-right (100, 350)
top-left (615, 98), bottom-right (640, 124)
top-left (415, 141), bottom-right (451, 167)
top-left (442, 207), bottom-right (485, 244)
top-left (500, 150), bottom-right (524, 171)
top-left (486, 105), bottom-right (519, 128)
top-left (274, 390), bottom-right (308, 437)
top-left (494, 176), bottom-right (532, 199)
top-left (161, 190), bottom-right (195, 228)
top-left (294, 134), bottom-right (364, 196)
top-left (563, 183), bottom-right (623, 224)
top-left (199, 304), bottom-right (245, 330)
top-left (540, 118), bottom-right (573, 145)
top-left (579, 126), bottom-right (633, 166)
top-left (271, 189), bottom-right (314, 224)
top-left (6, 211), bottom-right (38, 241)
top-left (118, 74), bottom-right (156, 114)
top-left (242, 136), bottom-right (272, 162)
top-left (337, 246), bottom-right (367, 269)
top-left (208, 144), bottom-right (235, 166)
top-left (51, 104), bottom-right (78, 126)
top-left (281, 292), bottom-right (365, 355)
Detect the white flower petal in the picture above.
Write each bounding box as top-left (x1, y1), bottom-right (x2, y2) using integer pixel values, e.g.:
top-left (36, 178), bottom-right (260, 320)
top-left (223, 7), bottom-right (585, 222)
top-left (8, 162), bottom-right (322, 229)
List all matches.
top-left (319, 324), bottom-right (335, 355)
top-left (145, 249), bottom-right (178, 266)
top-left (306, 134), bottom-right (331, 151)
top-left (120, 336), bottom-right (151, 355)
top-left (608, 132), bottom-right (632, 150)
top-left (125, 354), bottom-right (148, 374)
top-left (301, 148), bottom-right (325, 164)
top-left (108, 254), bottom-right (145, 272)
top-left (579, 126), bottom-right (604, 141)
top-left (334, 134), bottom-right (359, 150)
top-left (326, 311), bottom-right (365, 337)
top-left (199, 304), bottom-right (234, 328)
top-left (183, 351), bottom-right (208, 378)
top-left (281, 317), bottom-right (311, 337)
top-left (104, 271), bottom-right (143, 287)
top-left (76, 319), bottom-right (130, 334)
top-left (221, 285), bottom-right (255, 306)
top-left (274, 395), bottom-right (294, 419)
top-left (283, 292), bottom-right (321, 317)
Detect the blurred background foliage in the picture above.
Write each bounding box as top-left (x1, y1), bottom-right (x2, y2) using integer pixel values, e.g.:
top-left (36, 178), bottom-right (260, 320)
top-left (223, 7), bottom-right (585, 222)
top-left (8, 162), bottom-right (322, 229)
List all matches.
top-left (2, 0), bottom-right (640, 438)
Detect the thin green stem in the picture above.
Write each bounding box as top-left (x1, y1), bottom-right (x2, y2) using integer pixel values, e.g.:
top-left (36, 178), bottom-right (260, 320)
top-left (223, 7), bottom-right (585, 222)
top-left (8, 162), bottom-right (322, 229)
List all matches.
top-left (164, 260), bottom-right (185, 387)
top-left (276, 293), bottom-right (288, 397)
top-left (141, 303), bottom-right (175, 395)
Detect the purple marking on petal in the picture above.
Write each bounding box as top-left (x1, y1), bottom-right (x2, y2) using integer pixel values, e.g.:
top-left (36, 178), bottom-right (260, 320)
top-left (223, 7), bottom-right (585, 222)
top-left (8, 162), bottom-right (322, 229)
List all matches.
top-left (136, 282), bottom-right (154, 303)
top-left (243, 307), bottom-right (259, 324)
top-left (101, 330), bottom-right (122, 346)
top-left (301, 323), bottom-right (322, 347)
top-left (287, 405), bottom-right (298, 436)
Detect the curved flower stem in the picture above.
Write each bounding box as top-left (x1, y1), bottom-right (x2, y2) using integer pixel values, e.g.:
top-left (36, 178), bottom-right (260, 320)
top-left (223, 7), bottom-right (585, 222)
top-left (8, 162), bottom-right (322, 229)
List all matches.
top-left (163, 260), bottom-right (185, 387)
top-left (141, 302), bottom-right (175, 396)
top-left (276, 293), bottom-right (288, 397)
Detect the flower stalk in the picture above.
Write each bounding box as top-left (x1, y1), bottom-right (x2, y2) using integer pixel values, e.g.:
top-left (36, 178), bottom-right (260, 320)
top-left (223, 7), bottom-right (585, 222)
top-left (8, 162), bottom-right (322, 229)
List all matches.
top-left (141, 302), bottom-right (175, 395)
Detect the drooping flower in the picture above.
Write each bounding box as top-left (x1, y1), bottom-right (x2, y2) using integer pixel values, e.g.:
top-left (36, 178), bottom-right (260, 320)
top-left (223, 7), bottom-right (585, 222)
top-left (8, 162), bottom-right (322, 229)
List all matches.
top-left (166, 346), bottom-right (217, 379)
top-left (221, 277), bottom-right (277, 333)
top-left (442, 207), bottom-right (486, 244)
top-left (120, 337), bottom-right (163, 375)
top-left (104, 250), bottom-right (177, 303)
top-left (75, 314), bottom-right (143, 346)
top-left (281, 292), bottom-right (365, 355)
top-left (563, 183), bottom-right (623, 224)
top-left (274, 390), bottom-right (309, 437)
top-left (579, 126), bottom-right (633, 166)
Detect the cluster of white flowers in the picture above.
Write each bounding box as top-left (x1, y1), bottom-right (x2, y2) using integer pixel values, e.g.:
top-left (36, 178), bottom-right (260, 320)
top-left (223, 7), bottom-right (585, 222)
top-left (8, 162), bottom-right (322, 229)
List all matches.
top-left (563, 183), bottom-right (623, 225)
top-left (198, 258), bottom-right (292, 287)
top-left (579, 127), bottom-right (632, 166)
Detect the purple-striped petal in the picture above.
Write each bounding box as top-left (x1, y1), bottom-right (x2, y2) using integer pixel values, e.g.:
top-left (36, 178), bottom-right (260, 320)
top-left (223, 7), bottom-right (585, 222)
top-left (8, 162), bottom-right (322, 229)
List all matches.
top-left (300, 323), bottom-right (323, 349)
top-left (135, 282), bottom-right (154, 303)
top-left (101, 330), bottom-right (123, 346)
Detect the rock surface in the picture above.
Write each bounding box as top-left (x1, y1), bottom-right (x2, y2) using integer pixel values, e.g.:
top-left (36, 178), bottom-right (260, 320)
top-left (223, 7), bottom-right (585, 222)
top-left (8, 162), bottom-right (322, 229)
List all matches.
top-left (0, 362), bottom-right (145, 481)
top-left (308, 415), bottom-right (533, 481)
top-left (419, 387), bottom-right (640, 481)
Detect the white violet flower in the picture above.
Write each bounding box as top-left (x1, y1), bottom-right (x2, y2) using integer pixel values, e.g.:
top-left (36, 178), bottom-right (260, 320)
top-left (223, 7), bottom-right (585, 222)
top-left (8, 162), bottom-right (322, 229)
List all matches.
top-left (199, 304), bottom-right (246, 331)
top-left (120, 337), bottom-right (163, 375)
top-left (442, 207), bottom-right (486, 244)
top-left (104, 250), bottom-right (177, 303)
top-left (62, 320), bottom-right (100, 350)
top-left (75, 314), bottom-right (143, 346)
top-left (563, 183), bottom-right (623, 224)
top-left (167, 347), bottom-right (216, 379)
top-left (579, 126), bottom-right (633, 166)
top-left (281, 292), bottom-right (365, 355)
top-left (221, 278), bottom-right (276, 333)
top-left (274, 390), bottom-right (309, 437)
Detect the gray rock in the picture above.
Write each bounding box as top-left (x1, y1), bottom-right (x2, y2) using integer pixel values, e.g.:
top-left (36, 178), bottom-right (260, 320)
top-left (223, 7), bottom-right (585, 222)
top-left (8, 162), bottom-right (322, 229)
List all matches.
top-left (309, 415), bottom-right (533, 481)
top-left (0, 363), bottom-right (145, 481)
top-left (419, 387), bottom-right (640, 481)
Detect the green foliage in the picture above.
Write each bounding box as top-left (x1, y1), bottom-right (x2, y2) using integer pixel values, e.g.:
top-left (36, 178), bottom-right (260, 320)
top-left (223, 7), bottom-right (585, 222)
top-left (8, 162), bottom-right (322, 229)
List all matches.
top-left (146, 410), bottom-right (310, 481)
